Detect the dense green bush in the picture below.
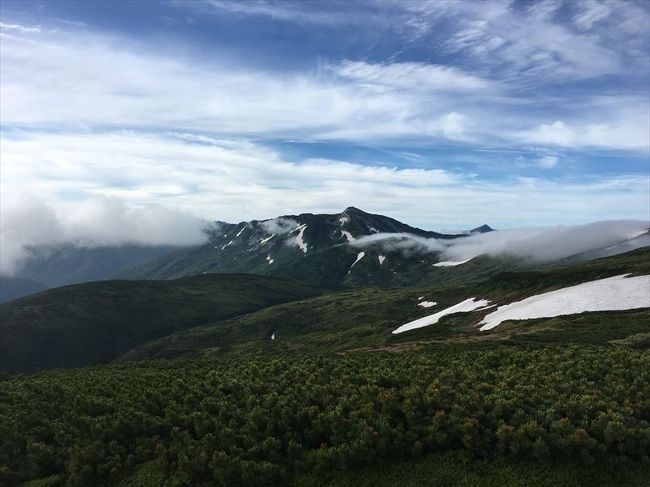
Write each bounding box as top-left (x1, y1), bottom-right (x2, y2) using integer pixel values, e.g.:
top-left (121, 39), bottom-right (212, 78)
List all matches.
top-left (1, 346), bottom-right (649, 486)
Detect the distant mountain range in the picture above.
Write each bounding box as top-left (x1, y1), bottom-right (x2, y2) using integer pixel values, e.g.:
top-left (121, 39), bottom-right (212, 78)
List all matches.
top-left (118, 207), bottom-right (494, 287)
top-left (0, 276), bottom-right (47, 304)
top-left (4, 208), bottom-right (648, 300)
top-left (14, 244), bottom-right (177, 288)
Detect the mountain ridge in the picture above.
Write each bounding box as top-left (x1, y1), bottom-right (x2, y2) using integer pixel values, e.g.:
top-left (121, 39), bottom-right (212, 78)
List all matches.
top-left (118, 207), bottom-right (493, 286)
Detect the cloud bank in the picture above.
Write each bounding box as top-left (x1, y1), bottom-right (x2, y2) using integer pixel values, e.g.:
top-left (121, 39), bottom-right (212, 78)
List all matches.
top-left (1, 17), bottom-right (648, 149)
top-left (259, 217), bottom-right (299, 235)
top-left (0, 196), bottom-right (208, 275)
top-left (350, 221), bottom-right (649, 263)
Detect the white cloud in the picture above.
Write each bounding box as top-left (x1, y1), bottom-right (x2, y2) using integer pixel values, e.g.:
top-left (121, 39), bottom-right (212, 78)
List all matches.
top-left (537, 155), bottom-right (558, 169)
top-left (0, 195), bottom-right (208, 275)
top-left (331, 60), bottom-right (489, 92)
top-left (0, 22), bottom-right (41, 33)
top-left (2, 130), bottom-right (647, 230)
top-left (259, 218), bottom-right (299, 235)
top-left (1, 22), bottom-right (647, 149)
top-left (350, 220), bottom-right (650, 263)
top-left (519, 118), bottom-right (650, 150)
top-left (430, 0), bottom-right (648, 86)
top-left (439, 112), bottom-right (465, 139)
top-left (574, 1), bottom-right (612, 30)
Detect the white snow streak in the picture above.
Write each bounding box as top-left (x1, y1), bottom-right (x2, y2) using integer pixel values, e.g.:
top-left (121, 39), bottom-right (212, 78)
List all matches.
top-left (434, 259), bottom-right (471, 267)
top-left (393, 298), bottom-right (491, 334)
top-left (418, 301), bottom-right (437, 308)
top-left (235, 225), bottom-right (247, 238)
top-left (347, 251), bottom-right (366, 275)
top-left (378, 255), bottom-right (386, 265)
top-left (260, 234), bottom-right (275, 244)
top-left (341, 230), bottom-right (355, 241)
top-left (479, 274), bottom-right (650, 331)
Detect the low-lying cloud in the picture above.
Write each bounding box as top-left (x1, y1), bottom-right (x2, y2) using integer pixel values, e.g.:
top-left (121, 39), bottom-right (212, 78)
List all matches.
top-left (0, 196), bottom-right (208, 275)
top-left (259, 217), bottom-right (299, 235)
top-left (350, 221), bottom-right (649, 262)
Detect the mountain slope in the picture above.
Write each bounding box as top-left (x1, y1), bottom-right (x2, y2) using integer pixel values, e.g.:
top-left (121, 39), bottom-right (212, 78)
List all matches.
top-left (0, 274), bottom-right (331, 373)
top-left (0, 276), bottom-right (47, 303)
top-left (118, 207), bottom-right (487, 286)
top-left (15, 244), bottom-right (179, 288)
top-left (118, 247), bottom-right (650, 362)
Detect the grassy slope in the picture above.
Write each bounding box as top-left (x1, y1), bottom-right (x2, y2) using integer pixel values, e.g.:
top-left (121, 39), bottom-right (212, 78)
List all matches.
top-left (0, 274), bottom-right (331, 373)
top-left (119, 247), bottom-right (650, 362)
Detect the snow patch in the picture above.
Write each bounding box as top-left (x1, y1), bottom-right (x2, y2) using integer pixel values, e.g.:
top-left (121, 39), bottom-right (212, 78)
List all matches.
top-left (479, 274), bottom-right (650, 331)
top-left (341, 230), bottom-right (355, 242)
top-left (338, 216), bottom-right (350, 224)
top-left (369, 227), bottom-right (379, 233)
top-left (418, 296), bottom-right (424, 300)
top-left (235, 225), bottom-right (247, 238)
top-left (434, 259), bottom-right (470, 267)
top-left (260, 234), bottom-right (275, 245)
top-left (418, 301), bottom-right (437, 308)
top-left (266, 254), bottom-right (274, 264)
top-left (393, 298), bottom-right (491, 334)
top-left (271, 332), bottom-right (276, 340)
top-left (347, 251), bottom-right (366, 275)
top-left (288, 224), bottom-right (308, 253)
top-left (378, 255), bottom-right (386, 265)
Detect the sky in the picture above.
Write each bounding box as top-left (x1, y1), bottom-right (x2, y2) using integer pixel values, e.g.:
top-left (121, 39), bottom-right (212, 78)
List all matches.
top-left (1, 0), bottom-right (649, 251)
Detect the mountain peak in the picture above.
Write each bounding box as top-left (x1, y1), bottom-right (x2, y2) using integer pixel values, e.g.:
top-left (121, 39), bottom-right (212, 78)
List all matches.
top-left (342, 206), bottom-right (367, 215)
top-left (469, 224), bottom-right (494, 234)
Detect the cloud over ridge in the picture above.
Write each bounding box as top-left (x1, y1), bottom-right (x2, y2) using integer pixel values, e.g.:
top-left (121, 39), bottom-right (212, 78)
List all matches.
top-left (350, 220), bottom-right (649, 263)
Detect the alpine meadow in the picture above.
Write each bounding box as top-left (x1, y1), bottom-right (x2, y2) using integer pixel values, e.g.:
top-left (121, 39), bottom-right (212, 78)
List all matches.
top-left (1, 1), bottom-right (649, 486)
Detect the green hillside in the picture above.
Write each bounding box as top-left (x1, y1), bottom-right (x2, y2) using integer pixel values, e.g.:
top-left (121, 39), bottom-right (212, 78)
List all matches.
top-left (118, 247), bottom-right (650, 363)
top-left (0, 274), bottom-right (331, 373)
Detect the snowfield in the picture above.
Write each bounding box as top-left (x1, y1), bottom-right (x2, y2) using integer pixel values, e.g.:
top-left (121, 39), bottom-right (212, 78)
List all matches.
top-left (393, 297), bottom-right (491, 334)
top-left (434, 259), bottom-right (470, 267)
top-left (479, 274), bottom-right (650, 331)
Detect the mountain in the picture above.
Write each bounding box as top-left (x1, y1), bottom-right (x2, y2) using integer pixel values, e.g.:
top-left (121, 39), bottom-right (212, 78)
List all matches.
top-left (115, 247), bottom-right (650, 363)
top-left (15, 244), bottom-right (180, 288)
top-left (0, 274), bottom-right (331, 373)
top-left (0, 276), bottom-right (47, 303)
top-left (119, 207), bottom-right (489, 286)
top-left (468, 224), bottom-right (494, 234)
top-left (5, 247), bottom-right (647, 373)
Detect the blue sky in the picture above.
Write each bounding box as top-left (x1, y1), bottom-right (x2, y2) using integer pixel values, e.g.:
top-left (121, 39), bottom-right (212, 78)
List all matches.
top-left (1, 0), bottom-right (649, 238)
